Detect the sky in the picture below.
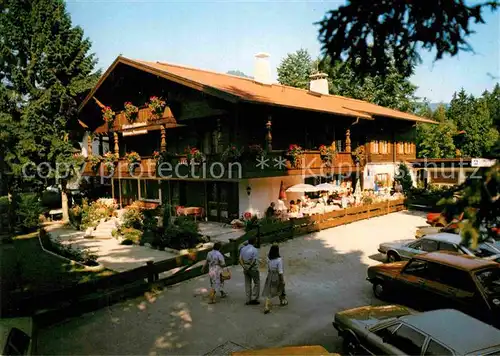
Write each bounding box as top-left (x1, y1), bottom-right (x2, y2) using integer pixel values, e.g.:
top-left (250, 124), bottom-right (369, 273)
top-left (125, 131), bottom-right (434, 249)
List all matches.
top-left (67, 0), bottom-right (500, 103)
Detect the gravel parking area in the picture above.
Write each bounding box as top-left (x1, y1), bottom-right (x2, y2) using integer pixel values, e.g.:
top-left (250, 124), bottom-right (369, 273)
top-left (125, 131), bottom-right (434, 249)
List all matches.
top-left (37, 210), bottom-right (427, 355)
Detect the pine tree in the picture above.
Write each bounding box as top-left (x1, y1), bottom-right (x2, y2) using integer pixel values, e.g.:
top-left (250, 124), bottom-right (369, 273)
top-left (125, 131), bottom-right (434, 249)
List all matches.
top-left (277, 49), bottom-right (314, 89)
top-left (447, 89), bottom-right (498, 157)
top-left (0, 0), bottom-right (99, 218)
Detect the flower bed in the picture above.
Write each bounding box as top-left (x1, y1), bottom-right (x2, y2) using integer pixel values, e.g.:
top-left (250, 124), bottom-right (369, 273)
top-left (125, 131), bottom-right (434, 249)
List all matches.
top-left (40, 229), bottom-right (99, 267)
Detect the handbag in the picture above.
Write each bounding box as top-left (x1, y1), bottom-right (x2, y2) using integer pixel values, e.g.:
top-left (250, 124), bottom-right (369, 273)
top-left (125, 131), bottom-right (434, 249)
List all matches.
top-left (221, 267), bottom-right (231, 281)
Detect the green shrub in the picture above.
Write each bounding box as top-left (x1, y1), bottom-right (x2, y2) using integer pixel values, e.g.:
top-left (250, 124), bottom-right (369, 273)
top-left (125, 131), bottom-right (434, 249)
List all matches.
top-left (40, 190), bottom-right (61, 210)
top-left (41, 232), bottom-right (98, 266)
top-left (394, 163), bottom-right (413, 193)
top-left (80, 199), bottom-right (117, 230)
top-left (16, 193), bottom-right (42, 232)
top-left (244, 215), bottom-right (279, 232)
top-left (161, 216), bottom-right (200, 250)
top-left (69, 205), bottom-right (83, 230)
top-left (122, 206), bottom-right (143, 229)
top-left (0, 196), bottom-right (11, 233)
top-left (121, 227), bottom-right (142, 245)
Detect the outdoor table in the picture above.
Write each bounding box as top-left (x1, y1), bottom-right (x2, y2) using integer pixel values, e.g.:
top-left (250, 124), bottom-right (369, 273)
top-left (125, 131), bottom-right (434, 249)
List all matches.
top-left (180, 206), bottom-right (203, 221)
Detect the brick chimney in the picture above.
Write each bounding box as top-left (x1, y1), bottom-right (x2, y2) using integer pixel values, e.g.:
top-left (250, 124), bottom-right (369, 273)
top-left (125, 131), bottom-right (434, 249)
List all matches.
top-left (254, 52), bottom-right (271, 85)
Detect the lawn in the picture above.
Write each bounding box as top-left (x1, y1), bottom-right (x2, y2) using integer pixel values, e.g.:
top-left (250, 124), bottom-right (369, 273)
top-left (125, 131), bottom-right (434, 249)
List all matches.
top-left (1, 231), bottom-right (114, 314)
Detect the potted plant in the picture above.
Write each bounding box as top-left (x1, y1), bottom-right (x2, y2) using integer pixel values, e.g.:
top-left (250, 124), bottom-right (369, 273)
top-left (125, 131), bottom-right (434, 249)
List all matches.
top-left (125, 151), bottom-right (141, 173)
top-left (352, 146), bottom-right (366, 165)
top-left (319, 144), bottom-right (336, 166)
top-left (245, 144), bottom-right (264, 158)
top-left (102, 106), bottom-right (115, 125)
top-left (148, 96), bottom-right (166, 120)
top-left (103, 152), bottom-right (118, 174)
top-left (185, 146), bottom-right (204, 164)
top-left (286, 144), bottom-right (304, 168)
top-left (152, 150), bottom-right (160, 161)
top-left (124, 102), bottom-right (139, 122)
top-left (88, 155), bottom-right (102, 172)
top-left (221, 144), bottom-right (242, 162)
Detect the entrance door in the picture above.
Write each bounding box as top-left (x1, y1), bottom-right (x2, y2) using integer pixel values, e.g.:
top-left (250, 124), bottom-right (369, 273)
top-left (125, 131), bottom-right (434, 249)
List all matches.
top-left (207, 182), bottom-right (238, 222)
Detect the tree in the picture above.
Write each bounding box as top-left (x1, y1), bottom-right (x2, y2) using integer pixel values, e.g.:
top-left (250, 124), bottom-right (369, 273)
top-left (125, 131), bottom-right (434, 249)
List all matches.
top-left (317, 1), bottom-right (499, 78)
top-left (447, 89), bottom-right (498, 157)
top-left (440, 162), bottom-right (499, 247)
top-left (277, 49), bottom-right (313, 89)
top-left (394, 163), bottom-right (413, 193)
top-left (0, 0), bottom-right (99, 220)
top-left (318, 57), bottom-right (418, 112)
top-left (227, 70), bottom-right (252, 79)
top-left (483, 83), bottom-right (500, 130)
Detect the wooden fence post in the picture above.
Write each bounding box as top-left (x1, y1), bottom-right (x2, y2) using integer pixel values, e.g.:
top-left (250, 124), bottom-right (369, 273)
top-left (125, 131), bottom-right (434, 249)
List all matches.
top-left (146, 261), bottom-right (158, 283)
top-left (229, 238), bottom-right (238, 266)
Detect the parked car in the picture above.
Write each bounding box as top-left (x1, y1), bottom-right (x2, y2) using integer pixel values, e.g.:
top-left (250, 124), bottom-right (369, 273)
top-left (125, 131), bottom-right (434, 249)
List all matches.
top-left (367, 252), bottom-right (500, 327)
top-left (333, 305), bottom-right (500, 355)
top-left (415, 221), bottom-right (460, 239)
top-left (0, 317), bottom-right (36, 355)
top-left (378, 233), bottom-right (500, 262)
top-left (232, 345), bottom-right (338, 355)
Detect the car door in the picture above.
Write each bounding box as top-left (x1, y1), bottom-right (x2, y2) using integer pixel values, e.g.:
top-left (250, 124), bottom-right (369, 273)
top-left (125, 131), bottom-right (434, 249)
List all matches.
top-left (395, 259), bottom-right (430, 305)
top-left (417, 262), bottom-right (460, 310)
top-left (403, 239), bottom-right (438, 260)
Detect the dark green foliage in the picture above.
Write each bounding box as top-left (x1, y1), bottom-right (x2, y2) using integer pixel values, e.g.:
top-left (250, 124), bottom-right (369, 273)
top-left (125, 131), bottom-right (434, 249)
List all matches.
top-left (226, 70), bottom-right (252, 79)
top-left (317, 0), bottom-right (498, 78)
top-left (0, 0), bottom-right (99, 193)
top-left (318, 57), bottom-right (418, 113)
top-left (69, 204), bottom-right (83, 230)
top-left (277, 49), bottom-right (418, 113)
top-left (416, 89), bottom-right (499, 158)
top-left (161, 216), bottom-right (201, 250)
top-left (15, 193), bottom-right (42, 232)
top-left (244, 215), bottom-right (280, 232)
top-left (394, 163), bottom-right (413, 193)
top-left (121, 228), bottom-right (143, 245)
top-left (277, 49), bottom-right (314, 89)
top-left (0, 196), bottom-right (11, 234)
top-left (40, 232), bottom-right (98, 266)
top-left (447, 89), bottom-right (498, 157)
top-left (406, 186), bottom-right (457, 210)
top-left (440, 164), bottom-right (500, 246)
top-left (41, 190), bottom-right (62, 210)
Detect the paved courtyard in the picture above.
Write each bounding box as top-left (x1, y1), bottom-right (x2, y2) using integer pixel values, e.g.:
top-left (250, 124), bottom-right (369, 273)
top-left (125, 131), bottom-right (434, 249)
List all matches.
top-left (38, 211), bottom-right (427, 355)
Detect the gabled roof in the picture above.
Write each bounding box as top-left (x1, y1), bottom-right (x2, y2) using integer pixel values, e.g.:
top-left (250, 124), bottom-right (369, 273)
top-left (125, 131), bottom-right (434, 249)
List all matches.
top-left (80, 56), bottom-right (436, 124)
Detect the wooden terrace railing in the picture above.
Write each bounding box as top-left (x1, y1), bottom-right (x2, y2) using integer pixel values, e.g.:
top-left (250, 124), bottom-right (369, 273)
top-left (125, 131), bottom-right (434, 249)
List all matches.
top-left (3, 198), bottom-right (405, 325)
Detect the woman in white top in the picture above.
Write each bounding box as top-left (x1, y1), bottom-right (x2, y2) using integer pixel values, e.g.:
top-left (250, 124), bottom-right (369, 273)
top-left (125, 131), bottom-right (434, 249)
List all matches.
top-left (202, 242), bottom-right (226, 304)
top-left (262, 243), bottom-right (287, 314)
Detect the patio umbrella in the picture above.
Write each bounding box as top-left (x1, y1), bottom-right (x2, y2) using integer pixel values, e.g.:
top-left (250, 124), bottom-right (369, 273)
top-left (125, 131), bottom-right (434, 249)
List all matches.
top-left (285, 183), bottom-right (319, 193)
top-left (279, 180), bottom-right (287, 200)
top-left (315, 183), bottom-right (336, 192)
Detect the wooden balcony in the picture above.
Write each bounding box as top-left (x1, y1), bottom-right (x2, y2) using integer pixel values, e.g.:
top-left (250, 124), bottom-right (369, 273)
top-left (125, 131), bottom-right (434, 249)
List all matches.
top-left (93, 106), bottom-right (180, 134)
top-left (82, 150), bottom-right (358, 179)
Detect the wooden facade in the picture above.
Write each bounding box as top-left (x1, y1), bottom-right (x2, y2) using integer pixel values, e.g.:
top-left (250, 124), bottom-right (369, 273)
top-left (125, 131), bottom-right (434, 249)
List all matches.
top-left (78, 58), bottom-right (422, 221)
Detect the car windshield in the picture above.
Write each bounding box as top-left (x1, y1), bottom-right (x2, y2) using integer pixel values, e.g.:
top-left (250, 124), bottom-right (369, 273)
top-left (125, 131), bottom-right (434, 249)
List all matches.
top-left (475, 268), bottom-right (500, 296)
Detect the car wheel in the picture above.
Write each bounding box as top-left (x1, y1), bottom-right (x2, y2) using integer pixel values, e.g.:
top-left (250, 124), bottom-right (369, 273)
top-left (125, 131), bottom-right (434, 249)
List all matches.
top-left (387, 252), bottom-right (400, 263)
top-left (372, 280), bottom-right (386, 299)
top-left (342, 334), bottom-right (359, 355)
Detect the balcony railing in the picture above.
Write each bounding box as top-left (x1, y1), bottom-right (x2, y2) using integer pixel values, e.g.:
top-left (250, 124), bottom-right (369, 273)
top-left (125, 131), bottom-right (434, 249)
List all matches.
top-left (82, 149), bottom-right (358, 179)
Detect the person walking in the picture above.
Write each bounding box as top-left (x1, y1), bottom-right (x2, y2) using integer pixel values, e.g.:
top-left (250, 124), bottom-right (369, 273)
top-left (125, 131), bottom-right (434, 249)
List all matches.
top-left (202, 242), bottom-right (227, 304)
top-left (239, 236), bottom-right (260, 305)
top-left (262, 243), bottom-right (287, 314)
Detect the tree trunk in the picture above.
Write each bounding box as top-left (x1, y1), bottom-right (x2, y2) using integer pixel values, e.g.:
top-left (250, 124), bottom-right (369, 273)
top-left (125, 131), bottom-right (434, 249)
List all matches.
top-left (61, 180), bottom-right (69, 223)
